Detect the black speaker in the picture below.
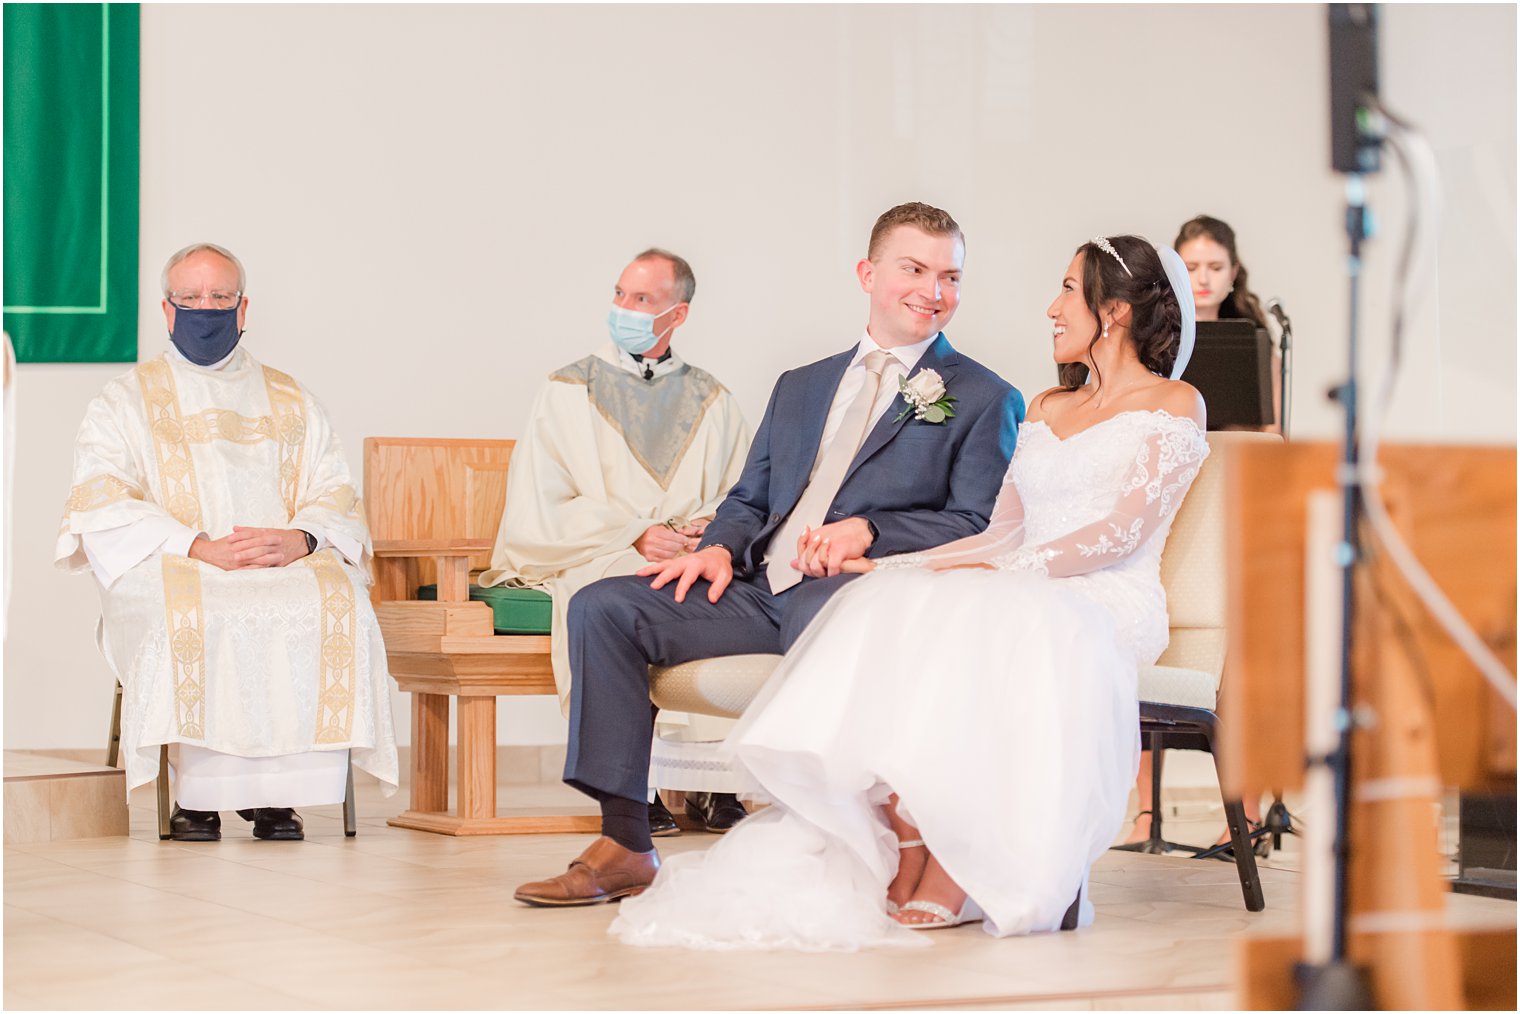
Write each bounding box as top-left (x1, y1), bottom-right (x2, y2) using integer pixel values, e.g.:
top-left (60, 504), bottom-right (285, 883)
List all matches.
top-left (1328, 3), bottom-right (1381, 174)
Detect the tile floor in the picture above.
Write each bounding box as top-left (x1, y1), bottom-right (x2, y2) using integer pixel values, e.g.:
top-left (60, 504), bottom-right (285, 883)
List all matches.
top-left (3, 777), bottom-right (1512, 1010)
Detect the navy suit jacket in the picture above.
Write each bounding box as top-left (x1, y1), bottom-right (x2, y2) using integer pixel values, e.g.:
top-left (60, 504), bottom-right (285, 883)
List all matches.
top-left (700, 333), bottom-right (1025, 577)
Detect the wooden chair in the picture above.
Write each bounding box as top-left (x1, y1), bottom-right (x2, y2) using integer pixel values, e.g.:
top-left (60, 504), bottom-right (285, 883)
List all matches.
top-left (108, 680), bottom-right (357, 839)
top-left (364, 437), bottom-right (598, 835)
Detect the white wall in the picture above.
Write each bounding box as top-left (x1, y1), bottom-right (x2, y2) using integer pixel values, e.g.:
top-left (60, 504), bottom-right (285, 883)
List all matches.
top-left (5, 4), bottom-right (1514, 751)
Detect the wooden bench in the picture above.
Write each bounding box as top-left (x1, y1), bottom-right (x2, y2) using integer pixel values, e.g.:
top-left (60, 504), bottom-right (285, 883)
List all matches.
top-left (364, 437), bottom-right (598, 835)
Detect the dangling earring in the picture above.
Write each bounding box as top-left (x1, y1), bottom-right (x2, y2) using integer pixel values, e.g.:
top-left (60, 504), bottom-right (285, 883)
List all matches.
top-left (1102, 322), bottom-right (1110, 339)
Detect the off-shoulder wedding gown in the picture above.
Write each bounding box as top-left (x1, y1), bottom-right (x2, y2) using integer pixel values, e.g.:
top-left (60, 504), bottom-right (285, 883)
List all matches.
top-left (612, 410), bottom-right (1210, 950)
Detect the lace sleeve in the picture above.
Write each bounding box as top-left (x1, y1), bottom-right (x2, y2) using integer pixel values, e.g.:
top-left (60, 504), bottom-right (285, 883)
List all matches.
top-left (991, 421), bottom-right (1208, 577)
top-left (872, 474), bottom-right (1028, 572)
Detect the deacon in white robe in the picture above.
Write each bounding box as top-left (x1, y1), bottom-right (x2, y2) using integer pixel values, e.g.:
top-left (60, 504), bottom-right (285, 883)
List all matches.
top-left (479, 249), bottom-right (751, 813)
top-left (56, 243), bottom-right (396, 839)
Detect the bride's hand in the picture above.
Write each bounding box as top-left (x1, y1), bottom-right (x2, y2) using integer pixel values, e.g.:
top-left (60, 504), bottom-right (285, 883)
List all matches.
top-left (794, 518), bottom-right (874, 578)
top-left (839, 557), bottom-right (876, 574)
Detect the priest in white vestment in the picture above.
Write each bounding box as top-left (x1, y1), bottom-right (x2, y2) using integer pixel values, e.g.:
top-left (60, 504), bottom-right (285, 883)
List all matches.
top-left (479, 249), bottom-right (751, 834)
top-left (56, 243), bottom-right (397, 842)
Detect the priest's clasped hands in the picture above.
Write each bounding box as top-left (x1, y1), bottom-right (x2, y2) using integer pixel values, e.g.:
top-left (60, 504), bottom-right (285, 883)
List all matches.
top-left (188, 526), bottom-right (313, 571)
top-left (633, 517), bottom-right (709, 563)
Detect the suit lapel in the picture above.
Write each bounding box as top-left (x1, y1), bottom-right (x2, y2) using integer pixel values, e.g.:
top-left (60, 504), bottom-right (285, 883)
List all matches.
top-left (779, 348), bottom-right (854, 509)
top-left (841, 333), bottom-right (960, 487)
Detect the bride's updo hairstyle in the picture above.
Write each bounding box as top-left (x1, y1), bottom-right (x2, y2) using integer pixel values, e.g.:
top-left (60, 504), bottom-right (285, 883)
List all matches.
top-left (1059, 235), bottom-right (1183, 390)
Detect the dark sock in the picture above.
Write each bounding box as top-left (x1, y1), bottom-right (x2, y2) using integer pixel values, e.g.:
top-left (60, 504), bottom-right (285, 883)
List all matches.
top-left (601, 795), bottom-right (652, 853)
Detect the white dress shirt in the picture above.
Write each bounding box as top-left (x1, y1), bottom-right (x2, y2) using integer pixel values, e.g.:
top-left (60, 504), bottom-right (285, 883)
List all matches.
top-left (814, 329), bottom-right (938, 462)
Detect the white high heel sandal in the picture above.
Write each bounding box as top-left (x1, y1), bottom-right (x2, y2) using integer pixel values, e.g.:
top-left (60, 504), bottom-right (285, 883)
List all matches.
top-left (898, 896), bottom-right (984, 931)
top-left (886, 838), bottom-right (926, 915)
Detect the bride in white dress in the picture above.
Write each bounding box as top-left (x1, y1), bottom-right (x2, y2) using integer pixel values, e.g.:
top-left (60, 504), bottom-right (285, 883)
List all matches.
top-left (612, 235), bottom-right (1208, 950)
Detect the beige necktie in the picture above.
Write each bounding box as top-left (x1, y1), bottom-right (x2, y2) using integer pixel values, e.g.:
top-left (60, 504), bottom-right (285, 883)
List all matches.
top-left (766, 350), bottom-right (900, 593)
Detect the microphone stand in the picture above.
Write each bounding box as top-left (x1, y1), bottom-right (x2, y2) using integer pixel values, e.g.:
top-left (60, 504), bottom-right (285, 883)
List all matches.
top-left (1295, 171), bottom-right (1375, 1013)
top-left (1297, 8), bottom-right (1376, 1006)
top-left (1278, 313), bottom-right (1293, 438)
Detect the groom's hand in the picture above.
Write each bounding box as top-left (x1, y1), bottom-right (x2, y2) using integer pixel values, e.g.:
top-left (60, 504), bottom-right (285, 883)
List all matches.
top-left (638, 545), bottom-right (734, 604)
top-left (794, 518), bottom-right (874, 578)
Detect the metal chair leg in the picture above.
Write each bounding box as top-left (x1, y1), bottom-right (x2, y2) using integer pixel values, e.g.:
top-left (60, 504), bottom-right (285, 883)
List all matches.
top-left (106, 681), bottom-right (124, 769)
top-left (156, 744), bottom-right (172, 840)
top-left (343, 753), bottom-right (357, 838)
top-left (1112, 733), bottom-right (1203, 855)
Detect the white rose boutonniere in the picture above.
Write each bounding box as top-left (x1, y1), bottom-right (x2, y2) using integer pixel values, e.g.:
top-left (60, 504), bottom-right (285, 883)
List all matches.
top-left (894, 369), bottom-right (956, 424)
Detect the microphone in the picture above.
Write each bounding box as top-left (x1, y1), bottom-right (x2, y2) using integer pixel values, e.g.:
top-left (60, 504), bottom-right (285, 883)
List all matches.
top-left (1267, 299), bottom-right (1293, 350)
top-left (1267, 298), bottom-right (1292, 332)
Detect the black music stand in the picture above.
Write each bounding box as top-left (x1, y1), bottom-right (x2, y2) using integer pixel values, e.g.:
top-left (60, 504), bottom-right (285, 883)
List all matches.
top-left (1179, 321), bottom-right (1275, 430)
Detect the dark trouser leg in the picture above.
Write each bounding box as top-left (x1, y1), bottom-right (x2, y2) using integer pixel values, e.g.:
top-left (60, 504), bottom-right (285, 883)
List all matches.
top-left (777, 572), bottom-right (862, 651)
top-left (563, 573), bottom-right (785, 807)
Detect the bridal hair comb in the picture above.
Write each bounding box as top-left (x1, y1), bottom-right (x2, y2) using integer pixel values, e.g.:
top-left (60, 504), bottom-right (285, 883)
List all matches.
top-left (1091, 236), bottom-right (1133, 278)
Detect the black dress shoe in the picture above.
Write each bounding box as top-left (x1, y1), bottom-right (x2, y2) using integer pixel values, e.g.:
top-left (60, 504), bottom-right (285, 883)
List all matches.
top-left (685, 792), bottom-right (749, 833)
top-left (238, 807), bottom-right (304, 841)
top-left (169, 805), bottom-right (221, 842)
top-left (648, 795), bottom-right (681, 837)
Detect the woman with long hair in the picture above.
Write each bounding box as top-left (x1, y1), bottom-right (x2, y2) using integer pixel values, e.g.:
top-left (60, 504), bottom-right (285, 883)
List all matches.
top-left (1121, 215), bottom-right (1275, 858)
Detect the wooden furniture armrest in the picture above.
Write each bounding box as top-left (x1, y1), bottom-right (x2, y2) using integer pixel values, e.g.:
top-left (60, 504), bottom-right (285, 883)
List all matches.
top-left (373, 538), bottom-right (494, 558)
top-left (372, 539), bottom-right (493, 602)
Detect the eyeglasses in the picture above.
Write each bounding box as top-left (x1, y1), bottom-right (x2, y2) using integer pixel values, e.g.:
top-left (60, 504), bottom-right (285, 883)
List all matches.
top-left (168, 290), bottom-right (242, 310)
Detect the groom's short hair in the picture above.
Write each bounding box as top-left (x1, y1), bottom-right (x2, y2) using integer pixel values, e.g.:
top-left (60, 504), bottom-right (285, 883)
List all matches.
top-left (867, 203), bottom-right (963, 261)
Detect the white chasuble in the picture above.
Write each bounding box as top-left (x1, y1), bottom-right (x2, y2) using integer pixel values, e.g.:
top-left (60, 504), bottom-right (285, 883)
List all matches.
top-left (479, 346), bottom-right (750, 787)
top-left (56, 349), bottom-right (398, 798)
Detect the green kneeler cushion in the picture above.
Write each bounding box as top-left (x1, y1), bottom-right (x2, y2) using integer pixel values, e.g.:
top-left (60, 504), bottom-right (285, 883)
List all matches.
top-left (415, 584), bottom-right (553, 635)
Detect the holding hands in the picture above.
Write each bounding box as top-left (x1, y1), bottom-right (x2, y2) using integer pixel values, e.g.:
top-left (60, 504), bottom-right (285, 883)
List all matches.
top-left (792, 518), bottom-right (874, 578)
top-left (190, 526), bottom-right (312, 571)
top-left (635, 515), bottom-right (881, 604)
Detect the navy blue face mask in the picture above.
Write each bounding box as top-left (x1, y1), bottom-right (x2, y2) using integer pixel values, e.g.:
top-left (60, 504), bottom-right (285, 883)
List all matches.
top-left (170, 304), bottom-right (242, 366)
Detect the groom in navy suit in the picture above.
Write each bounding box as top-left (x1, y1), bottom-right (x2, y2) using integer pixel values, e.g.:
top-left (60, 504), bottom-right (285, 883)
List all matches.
top-left (516, 202), bottom-right (1025, 907)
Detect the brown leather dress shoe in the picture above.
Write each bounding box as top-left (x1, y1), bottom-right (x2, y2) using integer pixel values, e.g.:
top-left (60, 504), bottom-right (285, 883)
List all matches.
top-left (514, 836), bottom-right (660, 907)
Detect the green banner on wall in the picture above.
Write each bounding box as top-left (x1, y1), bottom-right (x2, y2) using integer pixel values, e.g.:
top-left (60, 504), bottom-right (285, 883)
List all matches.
top-left (3, 3), bottom-right (139, 363)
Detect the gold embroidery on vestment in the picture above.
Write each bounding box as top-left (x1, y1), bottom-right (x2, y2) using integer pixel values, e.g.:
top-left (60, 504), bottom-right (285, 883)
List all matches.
top-left (180, 409), bottom-right (279, 445)
top-left (161, 556), bottom-right (206, 738)
top-left (138, 360), bottom-right (204, 529)
top-left (262, 366), bottom-right (307, 517)
top-left (66, 474), bottom-right (146, 512)
top-left (305, 483), bottom-right (362, 521)
top-left (307, 551), bottom-right (357, 743)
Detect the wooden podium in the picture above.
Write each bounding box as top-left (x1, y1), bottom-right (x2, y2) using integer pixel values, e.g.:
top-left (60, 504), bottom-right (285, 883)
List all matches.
top-left (1221, 441), bottom-right (1516, 1009)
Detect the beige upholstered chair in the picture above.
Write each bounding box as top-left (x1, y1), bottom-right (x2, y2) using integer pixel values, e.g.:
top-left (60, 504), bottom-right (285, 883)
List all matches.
top-left (1121, 431), bottom-right (1277, 912)
top-left (649, 653), bottom-right (782, 720)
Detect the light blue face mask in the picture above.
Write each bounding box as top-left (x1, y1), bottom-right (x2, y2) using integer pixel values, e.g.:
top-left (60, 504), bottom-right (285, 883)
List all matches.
top-left (607, 303), bottom-right (679, 355)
